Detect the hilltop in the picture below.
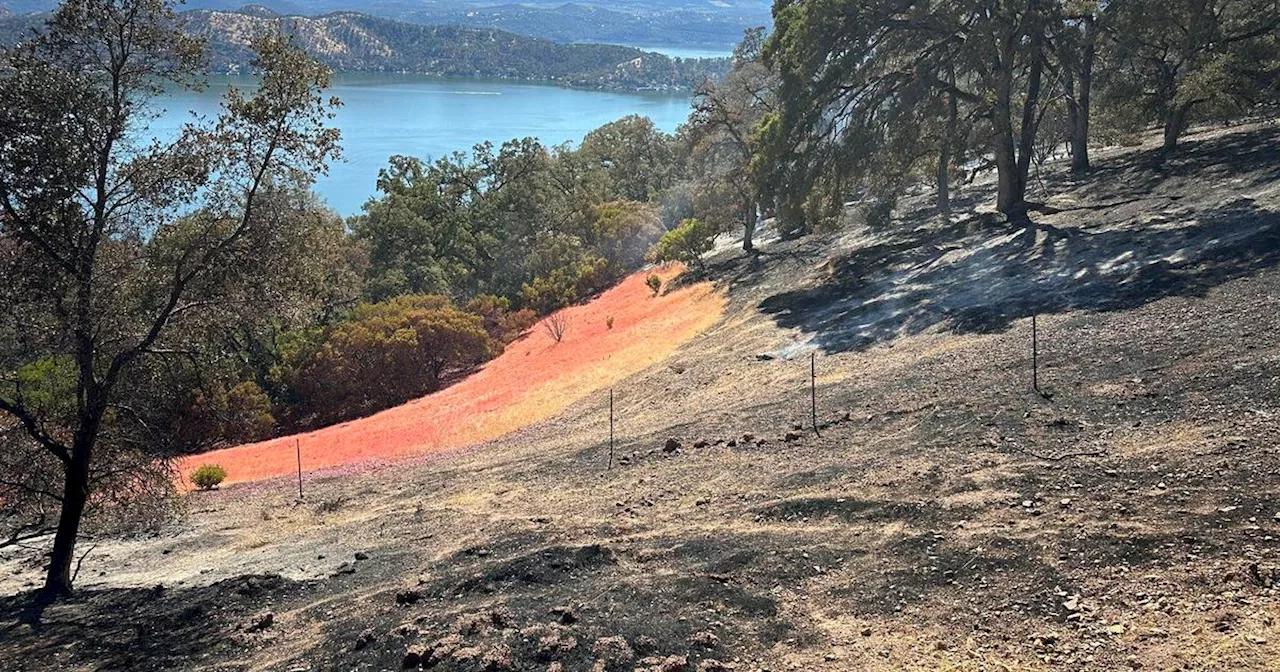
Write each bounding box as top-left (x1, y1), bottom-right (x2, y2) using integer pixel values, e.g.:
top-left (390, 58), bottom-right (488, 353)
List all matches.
top-left (2, 122), bottom-right (1280, 670)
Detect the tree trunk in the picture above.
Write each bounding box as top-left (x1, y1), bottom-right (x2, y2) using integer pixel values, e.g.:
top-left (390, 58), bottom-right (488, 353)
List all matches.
top-left (994, 143), bottom-right (1027, 221)
top-left (993, 81), bottom-right (1029, 221)
top-left (1162, 101), bottom-right (1196, 153)
top-left (44, 455), bottom-right (90, 596)
top-left (938, 78), bottom-right (958, 217)
top-left (743, 202), bottom-right (758, 252)
top-left (1064, 60), bottom-right (1079, 164)
top-left (1070, 16), bottom-right (1095, 174)
top-left (1014, 38), bottom-right (1045, 201)
top-left (997, 24), bottom-right (1045, 225)
top-left (937, 141), bottom-right (951, 217)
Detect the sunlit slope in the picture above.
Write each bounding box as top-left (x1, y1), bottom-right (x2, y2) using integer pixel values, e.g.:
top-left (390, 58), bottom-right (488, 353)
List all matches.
top-left (179, 265), bottom-right (724, 485)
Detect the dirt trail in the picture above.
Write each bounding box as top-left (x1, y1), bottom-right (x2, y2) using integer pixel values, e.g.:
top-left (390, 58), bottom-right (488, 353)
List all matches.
top-left (4, 122), bottom-right (1280, 671)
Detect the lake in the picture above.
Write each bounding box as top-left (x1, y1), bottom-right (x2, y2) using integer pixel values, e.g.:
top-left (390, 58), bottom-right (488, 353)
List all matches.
top-left (153, 73), bottom-right (694, 217)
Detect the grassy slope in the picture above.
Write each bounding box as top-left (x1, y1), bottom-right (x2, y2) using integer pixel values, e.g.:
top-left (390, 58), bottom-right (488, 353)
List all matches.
top-left (179, 264), bottom-right (723, 486)
top-left (3, 122), bottom-right (1280, 671)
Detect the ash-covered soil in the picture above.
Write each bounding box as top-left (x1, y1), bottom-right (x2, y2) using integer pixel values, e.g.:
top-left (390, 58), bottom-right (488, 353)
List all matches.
top-left (4, 122), bottom-right (1280, 671)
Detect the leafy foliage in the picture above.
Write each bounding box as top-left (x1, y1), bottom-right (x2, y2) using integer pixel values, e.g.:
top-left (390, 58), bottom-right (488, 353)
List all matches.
top-left (283, 295), bottom-right (498, 426)
top-left (1102, 0), bottom-right (1280, 151)
top-left (0, 0), bottom-right (340, 593)
top-left (190, 464), bottom-right (227, 490)
top-left (650, 218), bottom-right (715, 270)
top-left (646, 274), bottom-right (663, 297)
top-left (355, 131), bottom-right (675, 314)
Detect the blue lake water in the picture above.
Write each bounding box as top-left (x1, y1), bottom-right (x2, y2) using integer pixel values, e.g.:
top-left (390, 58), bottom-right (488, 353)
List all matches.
top-left (612, 44), bottom-right (736, 60)
top-left (152, 73), bottom-right (694, 217)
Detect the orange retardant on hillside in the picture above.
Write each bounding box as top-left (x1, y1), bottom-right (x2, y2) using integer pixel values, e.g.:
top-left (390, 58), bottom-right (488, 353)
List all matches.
top-left (178, 265), bottom-right (724, 485)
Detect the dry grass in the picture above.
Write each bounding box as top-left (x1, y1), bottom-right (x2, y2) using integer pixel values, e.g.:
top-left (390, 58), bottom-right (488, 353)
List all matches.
top-left (177, 264), bottom-right (724, 485)
top-left (7, 124), bottom-right (1280, 671)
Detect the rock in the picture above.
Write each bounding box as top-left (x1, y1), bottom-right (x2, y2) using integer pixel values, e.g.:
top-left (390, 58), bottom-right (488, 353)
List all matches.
top-left (688, 630), bottom-right (719, 648)
top-left (726, 439), bottom-right (737, 447)
top-left (354, 551), bottom-right (370, 561)
top-left (536, 631), bottom-right (578, 660)
top-left (696, 660), bottom-right (735, 672)
top-left (450, 646), bottom-right (484, 664)
top-left (741, 433), bottom-right (755, 443)
top-left (638, 655), bottom-right (689, 672)
top-left (403, 644), bottom-right (428, 668)
top-left (784, 430), bottom-right (804, 442)
top-left (550, 606), bottom-right (578, 625)
top-left (1063, 595), bottom-right (1080, 612)
top-left (429, 635), bottom-right (464, 664)
top-left (354, 629), bottom-right (376, 651)
top-left (659, 655), bottom-right (690, 672)
top-left (245, 612), bottom-right (274, 633)
top-left (396, 589), bottom-right (423, 606)
top-left (633, 635), bottom-right (658, 654)
top-left (693, 439), bottom-right (710, 449)
top-left (591, 635), bottom-right (634, 666)
top-left (481, 644), bottom-right (515, 671)
top-left (755, 353), bottom-right (775, 361)
top-left (861, 627), bottom-right (873, 637)
top-left (332, 562), bottom-right (356, 576)
top-left (1107, 624), bottom-right (1126, 635)
top-left (664, 438), bottom-right (682, 453)
top-left (489, 606), bottom-right (516, 628)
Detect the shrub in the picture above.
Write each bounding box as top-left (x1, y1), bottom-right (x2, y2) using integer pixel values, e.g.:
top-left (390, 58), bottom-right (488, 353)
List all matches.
top-left (191, 464), bottom-right (227, 490)
top-left (519, 257), bottom-right (609, 315)
top-left (645, 274), bottom-right (662, 296)
top-left (543, 313), bottom-right (569, 343)
top-left (649, 218), bottom-right (715, 269)
top-left (183, 380), bottom-right (276, 449)
top-left (507, 308), bottom-right (539, 337)
top-left (287, 295), bottom-right (499, 425)
top-left (466, 294), bottom-right (538, 344)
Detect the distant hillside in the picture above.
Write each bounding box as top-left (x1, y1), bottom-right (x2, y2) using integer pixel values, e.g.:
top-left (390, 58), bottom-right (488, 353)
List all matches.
top-left (395, 2), bottom-right (766, 50)
top-left (0, 1), bottom-right (771, 50)
top-left (0, 9), bottom-right (729, 90)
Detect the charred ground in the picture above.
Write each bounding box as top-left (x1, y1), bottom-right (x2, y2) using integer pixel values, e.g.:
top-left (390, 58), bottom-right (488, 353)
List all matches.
top-left (4, 122), bottom-right (1280, 671)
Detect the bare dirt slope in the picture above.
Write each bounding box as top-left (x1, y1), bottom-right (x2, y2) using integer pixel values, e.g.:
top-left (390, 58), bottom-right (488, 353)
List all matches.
top-left (3, 121), bottom-right (1280, 671)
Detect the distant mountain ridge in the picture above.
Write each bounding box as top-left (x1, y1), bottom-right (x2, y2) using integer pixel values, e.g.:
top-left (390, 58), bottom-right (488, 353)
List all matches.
top-left (186, 10), bottom-right (728, 89)
top-left (0, 1), bottom-right (770, 48)
top-left (0, 8), bottom-right (730, 91)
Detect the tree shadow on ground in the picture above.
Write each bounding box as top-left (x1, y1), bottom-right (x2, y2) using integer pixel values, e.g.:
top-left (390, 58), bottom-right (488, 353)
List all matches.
top-left (759, 128), bottom-right (1280, 354)
top-left (0, 574), bottom-right (303, 671)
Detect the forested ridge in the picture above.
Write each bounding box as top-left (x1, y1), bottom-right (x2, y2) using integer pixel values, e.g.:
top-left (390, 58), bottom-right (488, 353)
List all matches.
top-left (0, 7), bottom-right (730, 91)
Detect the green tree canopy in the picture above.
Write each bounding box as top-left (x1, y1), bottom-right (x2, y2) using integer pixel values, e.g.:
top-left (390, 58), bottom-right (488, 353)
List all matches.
top-left (0, 0), bottom-right (340, 595)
